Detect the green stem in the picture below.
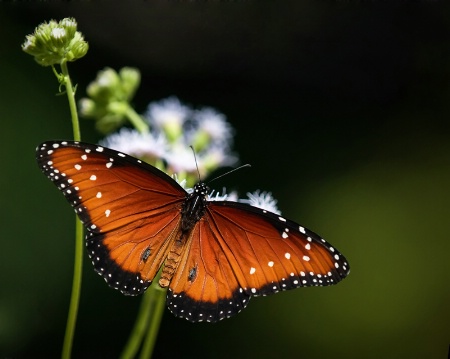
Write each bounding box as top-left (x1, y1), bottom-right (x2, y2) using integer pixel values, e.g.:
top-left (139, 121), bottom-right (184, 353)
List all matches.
top-left (120, 271), bottom-right (167, 359)
top-left (139, 284), bottom-right (166, 359)
top-left (62, 219), bottom-right (84, 359)
top-left (59, 59), bottom-right (83, 359)
top-left (125, 105), bottom-right (149, 134)
top-left (60, 60), bottom-right (81, 141)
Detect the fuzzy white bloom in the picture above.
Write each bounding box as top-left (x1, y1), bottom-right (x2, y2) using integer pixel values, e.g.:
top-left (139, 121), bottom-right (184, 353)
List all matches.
top-left (239, 190), bottom-right (281, 215)
top-left (100, 128), bottom-right (167, 159)
top-left (199, 144), bottom-right (238, 171)
top-left (101, 97), bottom-right (238, 188)
top-left (145, 97), bottom-right (191, 131)
top-left (164, 144), bottom-right (199, 174)
top-left (193, 107), bottom-right (234, 144)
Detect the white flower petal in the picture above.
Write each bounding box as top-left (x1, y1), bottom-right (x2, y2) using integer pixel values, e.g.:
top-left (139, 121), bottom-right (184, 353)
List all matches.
top-left (239, 190), bottom-right (281, 215)
top-left (100, 128), bottom-right (167, 159)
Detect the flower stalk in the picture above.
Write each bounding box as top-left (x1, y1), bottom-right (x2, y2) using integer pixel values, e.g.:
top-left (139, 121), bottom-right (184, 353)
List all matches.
top-left (23, 17), bottom-right (87, 359)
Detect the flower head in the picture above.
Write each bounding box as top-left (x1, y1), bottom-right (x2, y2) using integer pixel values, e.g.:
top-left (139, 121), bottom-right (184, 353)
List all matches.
top-left (145, 97), bottom-right (191, 142)
top-left (98, 97), bottom-right (238, 186)
top-left (100, 128), bottom-right (167, 167)
top-left (190, 107), bottom-right (234, 152)
top-left (22, 17), bottom-right (88, 66)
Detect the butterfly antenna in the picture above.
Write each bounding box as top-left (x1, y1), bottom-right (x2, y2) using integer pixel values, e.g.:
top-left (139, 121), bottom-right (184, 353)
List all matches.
top-left (209, 164), bottom-right (251, 184)
top-left (190, 146), bottom-right (202, 182)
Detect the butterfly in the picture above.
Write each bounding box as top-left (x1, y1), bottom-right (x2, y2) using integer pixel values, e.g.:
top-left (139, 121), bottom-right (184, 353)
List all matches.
top-left (36, 140), bottom-right (350, 323)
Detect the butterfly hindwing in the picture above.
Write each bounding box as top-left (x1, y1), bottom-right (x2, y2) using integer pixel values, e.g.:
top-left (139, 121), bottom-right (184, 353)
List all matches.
top-left (167, 220), bottom-right (250, 323)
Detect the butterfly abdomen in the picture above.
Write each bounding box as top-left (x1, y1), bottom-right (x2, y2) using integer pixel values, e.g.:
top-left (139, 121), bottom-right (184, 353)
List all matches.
top-left (159, 183), bottom-right (209, 287)
top-left (159, 240), bottom-right (184, 287)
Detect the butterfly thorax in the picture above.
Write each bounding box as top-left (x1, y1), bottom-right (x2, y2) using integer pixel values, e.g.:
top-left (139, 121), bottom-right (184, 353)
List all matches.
top-left (180, 182), bottom-right (209, 232)
top-left (159, 182), bottom-right (209, 288)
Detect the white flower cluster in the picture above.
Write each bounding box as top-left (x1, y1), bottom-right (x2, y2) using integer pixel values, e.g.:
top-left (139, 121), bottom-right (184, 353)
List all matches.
top-left (100, 97), bottom-right (236, 179)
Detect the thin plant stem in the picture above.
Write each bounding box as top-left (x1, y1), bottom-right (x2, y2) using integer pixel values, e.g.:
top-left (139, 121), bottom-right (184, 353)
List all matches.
top-left (60, 61), bottom-right (81, 142)
top-left (120, 270), bottom-right (166, 359)
top-left (139, 283), bottom-right (166, 359)
top-left (125, 105), bottom-right (149, 134)
top-left (62, 218), bottom-right (84, 359)
top-left (58, 59), bottom-right (83, 359)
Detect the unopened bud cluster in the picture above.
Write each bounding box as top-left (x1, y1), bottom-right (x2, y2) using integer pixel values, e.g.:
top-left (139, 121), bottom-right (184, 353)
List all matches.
top-left (79, 67), bottom-right (141, 134)
top-left (22, 18), bottom-right (88, 66)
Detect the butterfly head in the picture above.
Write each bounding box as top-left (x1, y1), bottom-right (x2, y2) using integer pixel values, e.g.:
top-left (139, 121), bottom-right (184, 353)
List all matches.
top-left (191, 182), bottom-right (209, 198)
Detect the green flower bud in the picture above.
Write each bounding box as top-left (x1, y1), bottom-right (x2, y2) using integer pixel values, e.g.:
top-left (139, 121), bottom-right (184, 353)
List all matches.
top-left (86, 67), bottom-right (121, 101)
top-left (22, 17), bottom-right (88, 66)
top-left (60, 18), bottom-right (77, 39)
top-left (107, 101), bottom-right (129, 116)
top-left (119, 67), bottom-right (140, 101)
top-left (79, 98), bottom-right (96, 117)
top-left (96, 114), bottom-right (127, 134)
top-left (80, 67), bottom-right (144, 134)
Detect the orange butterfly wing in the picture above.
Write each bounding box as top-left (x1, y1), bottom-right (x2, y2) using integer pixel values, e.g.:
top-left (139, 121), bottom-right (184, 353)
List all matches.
top-left (167, 201), bottom-right (349, 322)
top-left (37, 141), bottom-right (350, 322)
top-left (37, 141), bottom-right (186, 295)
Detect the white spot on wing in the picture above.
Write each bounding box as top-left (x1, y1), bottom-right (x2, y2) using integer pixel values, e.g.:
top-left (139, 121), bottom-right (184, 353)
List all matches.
top-left (81, 154), bottom-right (87, 160)
top-left (90, 175), bottom-right (97, 181)
top-left (75, 164), bottom-right (81, 170)
top-left (96, 192), bottom-right (102, 198)
top-left (268, 261), bottom-right (274, 267)
top-left (285, 252), bottom-right (291, 260)
top-left (105, 209), bottom-right (111, 217)
top-left (249, 267), bottom-right (256, 275)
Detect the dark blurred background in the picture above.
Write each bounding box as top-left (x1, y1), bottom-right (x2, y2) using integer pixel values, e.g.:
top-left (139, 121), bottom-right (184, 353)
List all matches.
top-left (1, 2), bottom-right (450, 358)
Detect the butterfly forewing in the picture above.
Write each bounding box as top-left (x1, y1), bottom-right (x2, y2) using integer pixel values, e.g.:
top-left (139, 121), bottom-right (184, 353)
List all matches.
top-left (36, 141), bottom-right (187, 294)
